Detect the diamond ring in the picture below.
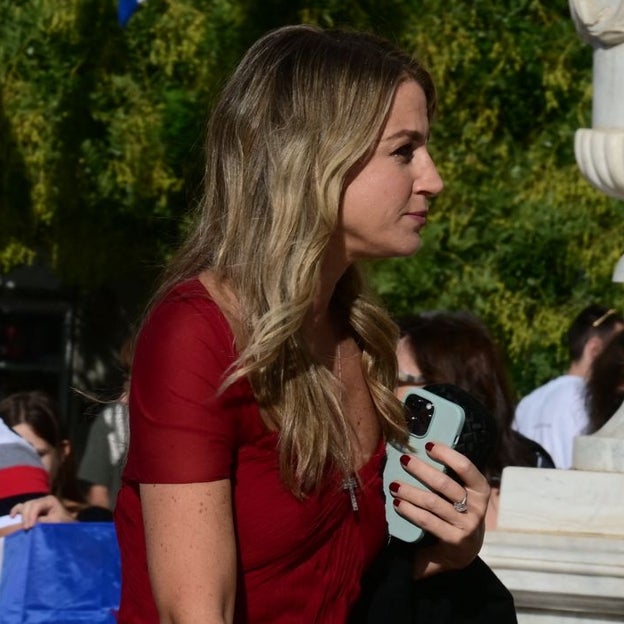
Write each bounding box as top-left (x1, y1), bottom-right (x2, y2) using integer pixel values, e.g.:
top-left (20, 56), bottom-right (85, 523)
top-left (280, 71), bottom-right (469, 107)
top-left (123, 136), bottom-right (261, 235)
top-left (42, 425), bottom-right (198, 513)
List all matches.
top-left (453, 491), bottom-right (468, 513)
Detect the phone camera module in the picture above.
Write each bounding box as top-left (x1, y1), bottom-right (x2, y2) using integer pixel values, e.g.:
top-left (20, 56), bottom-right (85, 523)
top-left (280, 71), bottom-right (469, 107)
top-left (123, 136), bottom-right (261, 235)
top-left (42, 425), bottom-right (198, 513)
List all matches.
top-left (404, 394), bottom-right (434, 436)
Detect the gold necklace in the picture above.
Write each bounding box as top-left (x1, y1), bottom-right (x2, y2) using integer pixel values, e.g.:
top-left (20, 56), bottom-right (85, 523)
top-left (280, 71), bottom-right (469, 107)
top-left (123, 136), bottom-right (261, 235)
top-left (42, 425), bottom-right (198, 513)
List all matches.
top-left (338, 341), bottom-right (359, 512)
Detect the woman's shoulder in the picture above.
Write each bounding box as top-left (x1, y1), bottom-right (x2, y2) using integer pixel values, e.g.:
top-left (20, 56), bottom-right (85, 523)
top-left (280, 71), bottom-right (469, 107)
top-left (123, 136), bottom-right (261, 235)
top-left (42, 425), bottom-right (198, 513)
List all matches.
top-left (511, 430), bottom-right (555, 469)
top-left (158, 277), bottom-right (220, 311)
top-left (146, 277), bottom-right (232, 337)
top-left (136, 276), bottom-right (237, 367)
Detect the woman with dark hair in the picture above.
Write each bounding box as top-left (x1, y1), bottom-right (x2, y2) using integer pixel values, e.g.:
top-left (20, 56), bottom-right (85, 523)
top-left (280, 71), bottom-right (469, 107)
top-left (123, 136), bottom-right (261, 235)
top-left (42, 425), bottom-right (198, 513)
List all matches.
top-left (585, 330), bottom-right (624, 433)
top-left (0, 390), bottom-right (112, 525)
top-left (396, 311), bottom-right (553, 529)
top-left (0, 391), bottom-right (82, 506)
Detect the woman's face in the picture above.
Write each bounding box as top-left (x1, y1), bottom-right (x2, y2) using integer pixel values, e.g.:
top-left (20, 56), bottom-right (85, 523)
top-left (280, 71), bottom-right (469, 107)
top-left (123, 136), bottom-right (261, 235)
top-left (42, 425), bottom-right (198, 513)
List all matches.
top-left (337, 79), bottom-right (443, 262)
top-left (395, 336), bottom-right (425, 403)
top-left (12, 423), bottom-right (67, 484)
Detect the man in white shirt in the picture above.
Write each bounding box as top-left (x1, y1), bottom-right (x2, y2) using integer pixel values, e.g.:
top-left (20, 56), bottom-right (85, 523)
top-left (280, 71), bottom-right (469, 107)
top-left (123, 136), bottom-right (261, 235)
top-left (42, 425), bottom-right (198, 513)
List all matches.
top-left (514, 305), bottom-right (624, 468)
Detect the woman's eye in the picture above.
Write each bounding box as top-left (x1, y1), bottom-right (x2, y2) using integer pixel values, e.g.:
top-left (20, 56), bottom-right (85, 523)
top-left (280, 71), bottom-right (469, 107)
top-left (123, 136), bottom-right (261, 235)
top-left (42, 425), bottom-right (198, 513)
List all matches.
top-left (392, 143), bottom-right (414, 162)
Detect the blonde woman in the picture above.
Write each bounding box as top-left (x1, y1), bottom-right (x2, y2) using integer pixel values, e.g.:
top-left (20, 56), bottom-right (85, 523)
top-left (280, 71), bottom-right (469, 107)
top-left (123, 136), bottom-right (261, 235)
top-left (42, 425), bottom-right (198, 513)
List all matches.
top-left (114, 25), bottom-right (490, 624)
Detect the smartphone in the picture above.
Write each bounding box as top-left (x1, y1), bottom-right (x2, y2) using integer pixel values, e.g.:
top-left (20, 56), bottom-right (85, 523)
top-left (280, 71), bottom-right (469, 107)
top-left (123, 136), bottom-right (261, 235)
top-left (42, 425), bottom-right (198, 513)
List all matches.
top-left (384, 387), bottom-right (465, 543)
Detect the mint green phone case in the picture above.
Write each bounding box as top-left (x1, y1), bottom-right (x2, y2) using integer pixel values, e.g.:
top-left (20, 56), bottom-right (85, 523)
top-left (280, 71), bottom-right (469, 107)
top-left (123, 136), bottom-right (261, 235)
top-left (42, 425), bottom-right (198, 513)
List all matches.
top-left (384, 387), bottom-right (465, 543)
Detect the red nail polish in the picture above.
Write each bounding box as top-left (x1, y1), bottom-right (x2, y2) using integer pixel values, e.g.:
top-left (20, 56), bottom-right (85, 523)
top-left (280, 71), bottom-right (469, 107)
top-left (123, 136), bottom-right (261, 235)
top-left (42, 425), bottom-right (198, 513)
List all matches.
top-left (393, 498), bottom-right (400, 507)
top-left (389, 481), bottom-right (400, 493)
top-left (400, 454), bottom-right (410, 466)
top-left (425, 442), bottom-right (435, 452)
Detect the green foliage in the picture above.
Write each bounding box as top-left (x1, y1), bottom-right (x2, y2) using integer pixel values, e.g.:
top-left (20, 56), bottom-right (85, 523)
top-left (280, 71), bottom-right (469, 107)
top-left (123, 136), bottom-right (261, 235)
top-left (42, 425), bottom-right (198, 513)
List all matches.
top-left (369, 0), bottom-right (624, 394)
top-left (0, 0), bottom-right (243, 296)
top-left (1, 0), bottom-right (623, 394)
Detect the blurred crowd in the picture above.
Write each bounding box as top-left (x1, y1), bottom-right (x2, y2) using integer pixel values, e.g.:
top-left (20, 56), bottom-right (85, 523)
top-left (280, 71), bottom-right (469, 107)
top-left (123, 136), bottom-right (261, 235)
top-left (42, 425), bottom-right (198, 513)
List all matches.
top-left (1, 303), bottom-right (623, 613)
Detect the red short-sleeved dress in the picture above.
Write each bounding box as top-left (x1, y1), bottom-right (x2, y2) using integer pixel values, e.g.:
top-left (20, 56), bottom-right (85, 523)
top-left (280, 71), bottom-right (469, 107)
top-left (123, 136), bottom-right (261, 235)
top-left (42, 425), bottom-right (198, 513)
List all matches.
top-left (114, 279), bottom-right (388, 623)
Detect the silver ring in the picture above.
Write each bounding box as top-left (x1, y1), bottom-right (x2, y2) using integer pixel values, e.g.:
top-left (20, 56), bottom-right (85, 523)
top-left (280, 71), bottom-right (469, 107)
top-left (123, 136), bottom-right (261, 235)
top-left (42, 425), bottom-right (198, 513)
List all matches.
top-left (453, 491), bottom-right (468, 513)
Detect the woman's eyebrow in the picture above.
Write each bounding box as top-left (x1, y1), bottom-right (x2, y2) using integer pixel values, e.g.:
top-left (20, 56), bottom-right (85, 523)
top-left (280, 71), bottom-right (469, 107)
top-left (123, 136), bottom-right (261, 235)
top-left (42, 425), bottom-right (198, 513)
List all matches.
top-left (382, 129), bottom-right (429, 143)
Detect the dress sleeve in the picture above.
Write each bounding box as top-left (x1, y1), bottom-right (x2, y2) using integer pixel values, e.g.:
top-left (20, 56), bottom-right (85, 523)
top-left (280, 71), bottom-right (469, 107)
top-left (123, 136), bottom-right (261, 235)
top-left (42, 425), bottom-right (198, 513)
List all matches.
top-left (125, 288), bottom-right (240, 484)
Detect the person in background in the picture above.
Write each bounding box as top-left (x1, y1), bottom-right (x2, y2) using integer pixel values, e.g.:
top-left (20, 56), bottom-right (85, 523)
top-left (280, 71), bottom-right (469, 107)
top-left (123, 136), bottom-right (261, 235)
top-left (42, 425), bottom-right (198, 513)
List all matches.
top-left (396, 311), bottom-right (553, 530)
top-left (1, 419), bottom-right (50, 581)
top-left (585, 330), bottom-right (624, 434)
top-left (0, 418), bottom-right (49, 519)
top-left (79, 337), bottom-right (133, 510)
top-left (114, 25), bottom-right (490, 624)
top-left (0, 391), bottom-right (112, 523)
top-left (513, 304), bottom-right (624, 468)
top-left (0, 392), bottom-right (81, 506)
top-left (0, 414), bottom-right (72, 534)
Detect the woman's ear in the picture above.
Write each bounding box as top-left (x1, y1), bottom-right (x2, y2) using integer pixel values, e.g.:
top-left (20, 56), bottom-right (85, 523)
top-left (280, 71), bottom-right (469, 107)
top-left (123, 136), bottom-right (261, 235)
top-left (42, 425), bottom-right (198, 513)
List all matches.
top-left (59, 438), bottom-right (72, 460)
top-left (585, 335), bottom-right (605, 362)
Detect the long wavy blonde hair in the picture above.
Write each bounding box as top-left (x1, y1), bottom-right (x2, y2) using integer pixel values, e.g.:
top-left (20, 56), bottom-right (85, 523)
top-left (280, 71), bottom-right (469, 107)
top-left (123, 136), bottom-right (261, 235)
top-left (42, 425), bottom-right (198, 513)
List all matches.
top-left (154, 25), bottom-right (437, 495)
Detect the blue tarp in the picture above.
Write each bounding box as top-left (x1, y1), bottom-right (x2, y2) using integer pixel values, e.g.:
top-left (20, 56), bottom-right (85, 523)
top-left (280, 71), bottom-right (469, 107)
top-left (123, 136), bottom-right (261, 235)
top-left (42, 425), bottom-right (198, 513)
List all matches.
top-left (0, 523), bottom-right (120, 623)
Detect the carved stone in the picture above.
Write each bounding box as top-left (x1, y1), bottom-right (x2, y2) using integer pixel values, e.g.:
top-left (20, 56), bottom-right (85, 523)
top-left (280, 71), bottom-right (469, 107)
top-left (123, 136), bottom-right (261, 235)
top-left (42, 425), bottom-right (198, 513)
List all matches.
top-left (569, 0), bottom-right (624, 198)
top-left (570, 0), bottom-right (624, 47)
top-left (573, 400), bottom-right (624, 472)
top-left (479, 5), bottom-right (624, 622)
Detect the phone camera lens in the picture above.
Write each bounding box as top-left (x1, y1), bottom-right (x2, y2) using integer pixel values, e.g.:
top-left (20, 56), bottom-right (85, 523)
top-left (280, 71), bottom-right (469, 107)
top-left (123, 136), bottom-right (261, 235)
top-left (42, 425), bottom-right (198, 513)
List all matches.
top-left (404, 395), bottom-right (434, 436)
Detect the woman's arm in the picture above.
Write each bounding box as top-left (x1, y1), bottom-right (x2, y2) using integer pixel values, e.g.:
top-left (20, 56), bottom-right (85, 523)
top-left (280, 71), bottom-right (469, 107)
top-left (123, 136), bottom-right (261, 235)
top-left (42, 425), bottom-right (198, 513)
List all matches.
top-left (140, 479), bottom-right (237, 624)
top-left (388, 443), bottom-right (490, 579)
top-left (84, 484), bottom-right (111, 509)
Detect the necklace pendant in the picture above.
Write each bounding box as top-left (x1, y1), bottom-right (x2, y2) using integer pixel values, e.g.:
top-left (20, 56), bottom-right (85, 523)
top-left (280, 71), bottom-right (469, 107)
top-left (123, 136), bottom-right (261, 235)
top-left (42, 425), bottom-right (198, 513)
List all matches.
top-left (343, 475), bottom-right (359, 512)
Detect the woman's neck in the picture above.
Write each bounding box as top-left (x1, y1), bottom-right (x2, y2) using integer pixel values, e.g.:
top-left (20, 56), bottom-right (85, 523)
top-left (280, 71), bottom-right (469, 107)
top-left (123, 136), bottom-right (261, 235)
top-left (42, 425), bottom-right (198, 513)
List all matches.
top-left (304, 250), bottom-right (350, 358)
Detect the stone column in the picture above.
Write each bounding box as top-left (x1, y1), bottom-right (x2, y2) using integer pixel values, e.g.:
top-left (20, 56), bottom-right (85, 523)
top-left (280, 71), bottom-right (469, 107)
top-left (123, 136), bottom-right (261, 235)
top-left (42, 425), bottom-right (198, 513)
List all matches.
top-left (569, 0), bottom-right (624, 491)
top-left (479, 3), bottom-right (624, 622)
top-left (571, 0), bottom-right (624, 199)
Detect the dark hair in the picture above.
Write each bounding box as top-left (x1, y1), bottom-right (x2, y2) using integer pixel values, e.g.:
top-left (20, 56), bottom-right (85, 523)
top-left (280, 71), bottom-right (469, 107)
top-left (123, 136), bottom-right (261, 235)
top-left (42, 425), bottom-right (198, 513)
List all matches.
top-left (0, 390), bottom-right (83, 503)
top-left (566, 304), bottom-right (624, 362)
top-left (118, 335), bottom-right (135, 374)
top-left (398, 311), bottom-right (542, 484)
top-left (585, 331), bottom-right (624, 433)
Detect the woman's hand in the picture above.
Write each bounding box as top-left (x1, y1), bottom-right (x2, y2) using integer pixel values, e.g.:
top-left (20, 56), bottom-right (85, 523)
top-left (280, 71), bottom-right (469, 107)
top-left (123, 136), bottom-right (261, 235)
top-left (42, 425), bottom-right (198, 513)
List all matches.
top-left (10, 495), bottom-right (76, 529)
top-left (387, 442), bottom-right (490, 579)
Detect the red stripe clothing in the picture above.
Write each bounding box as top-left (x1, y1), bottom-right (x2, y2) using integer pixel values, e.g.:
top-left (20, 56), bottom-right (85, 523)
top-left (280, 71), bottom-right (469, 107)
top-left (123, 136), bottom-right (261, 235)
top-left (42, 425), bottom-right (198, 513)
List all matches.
top-left (0, 420), bottom-right (50, 504)
top-left (0, 465), bottom-right (49, 500)
top-left (115, 279), bottom-right (387, 623)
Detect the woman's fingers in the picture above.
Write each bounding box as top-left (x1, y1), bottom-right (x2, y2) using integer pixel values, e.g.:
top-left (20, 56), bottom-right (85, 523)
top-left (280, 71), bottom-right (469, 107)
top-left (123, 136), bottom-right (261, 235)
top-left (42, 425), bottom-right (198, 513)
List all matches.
top-left (411, 443), bottom-right (488, 500)
top-left (392, 480), bottom-right (469, 527)
top-left (387, 443), bottom-right (491, 577)
top-left (424, 442), bottom-right (490, 495)
top-left (9, 495), bottom-right (75, 529)
top-left (396, 453), bottom-right (468, 510)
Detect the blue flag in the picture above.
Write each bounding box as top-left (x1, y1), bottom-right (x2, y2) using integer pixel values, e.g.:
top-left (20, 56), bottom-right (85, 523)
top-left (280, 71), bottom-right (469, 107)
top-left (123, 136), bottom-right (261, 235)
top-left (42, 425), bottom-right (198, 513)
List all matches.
top-left (0, 523), bottom-right (121, 623)
top-left (118, 0), bottom-right (146, 27)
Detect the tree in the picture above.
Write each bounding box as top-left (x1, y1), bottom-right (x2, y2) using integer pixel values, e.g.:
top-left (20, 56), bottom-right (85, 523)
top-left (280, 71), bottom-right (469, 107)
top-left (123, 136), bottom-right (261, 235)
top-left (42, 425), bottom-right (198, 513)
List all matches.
top-left (1, 0), bottom-right (622, 395)
top-left (0, 0), bottom-right (247, 390)
top-left (369, 0), bottom-right (624, 393)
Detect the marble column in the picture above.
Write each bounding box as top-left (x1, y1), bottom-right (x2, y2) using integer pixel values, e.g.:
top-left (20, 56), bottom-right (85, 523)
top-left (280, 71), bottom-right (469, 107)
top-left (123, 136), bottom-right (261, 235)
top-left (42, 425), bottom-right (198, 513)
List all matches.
top-left (571, 0), bottom-right (624, 199)
top-left (480, 3), bottom-right (624, 622)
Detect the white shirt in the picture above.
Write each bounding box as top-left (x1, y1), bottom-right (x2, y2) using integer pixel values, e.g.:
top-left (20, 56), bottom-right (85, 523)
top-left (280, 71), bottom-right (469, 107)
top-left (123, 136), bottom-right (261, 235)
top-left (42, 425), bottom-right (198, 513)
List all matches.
top-left (513, 375), bottom-right (588, 469)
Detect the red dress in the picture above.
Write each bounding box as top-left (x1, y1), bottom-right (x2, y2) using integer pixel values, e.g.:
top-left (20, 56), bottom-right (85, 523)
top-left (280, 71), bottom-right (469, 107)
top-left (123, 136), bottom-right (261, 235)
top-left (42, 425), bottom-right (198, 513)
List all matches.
top-left (114, 279), bottom-right (388, 623)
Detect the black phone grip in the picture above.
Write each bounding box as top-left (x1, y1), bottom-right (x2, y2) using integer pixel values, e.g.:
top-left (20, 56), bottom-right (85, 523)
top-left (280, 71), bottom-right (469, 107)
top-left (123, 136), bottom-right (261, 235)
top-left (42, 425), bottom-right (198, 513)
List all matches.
top-left (422, 383), bottom-right (498, 475)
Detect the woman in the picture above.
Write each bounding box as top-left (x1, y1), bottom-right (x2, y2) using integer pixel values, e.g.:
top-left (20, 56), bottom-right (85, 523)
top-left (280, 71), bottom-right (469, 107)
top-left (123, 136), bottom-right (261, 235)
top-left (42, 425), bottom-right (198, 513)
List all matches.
top-left (0, 390), bottom-right (113, 526)
top-left (115, 25), bottom-right (490, 623)
top-left (585, 329), bottom-right (624, 433)
top-left (396, 311), bottom-right (554, 529)
top-left (0, 391), bottom-right (82, 509)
